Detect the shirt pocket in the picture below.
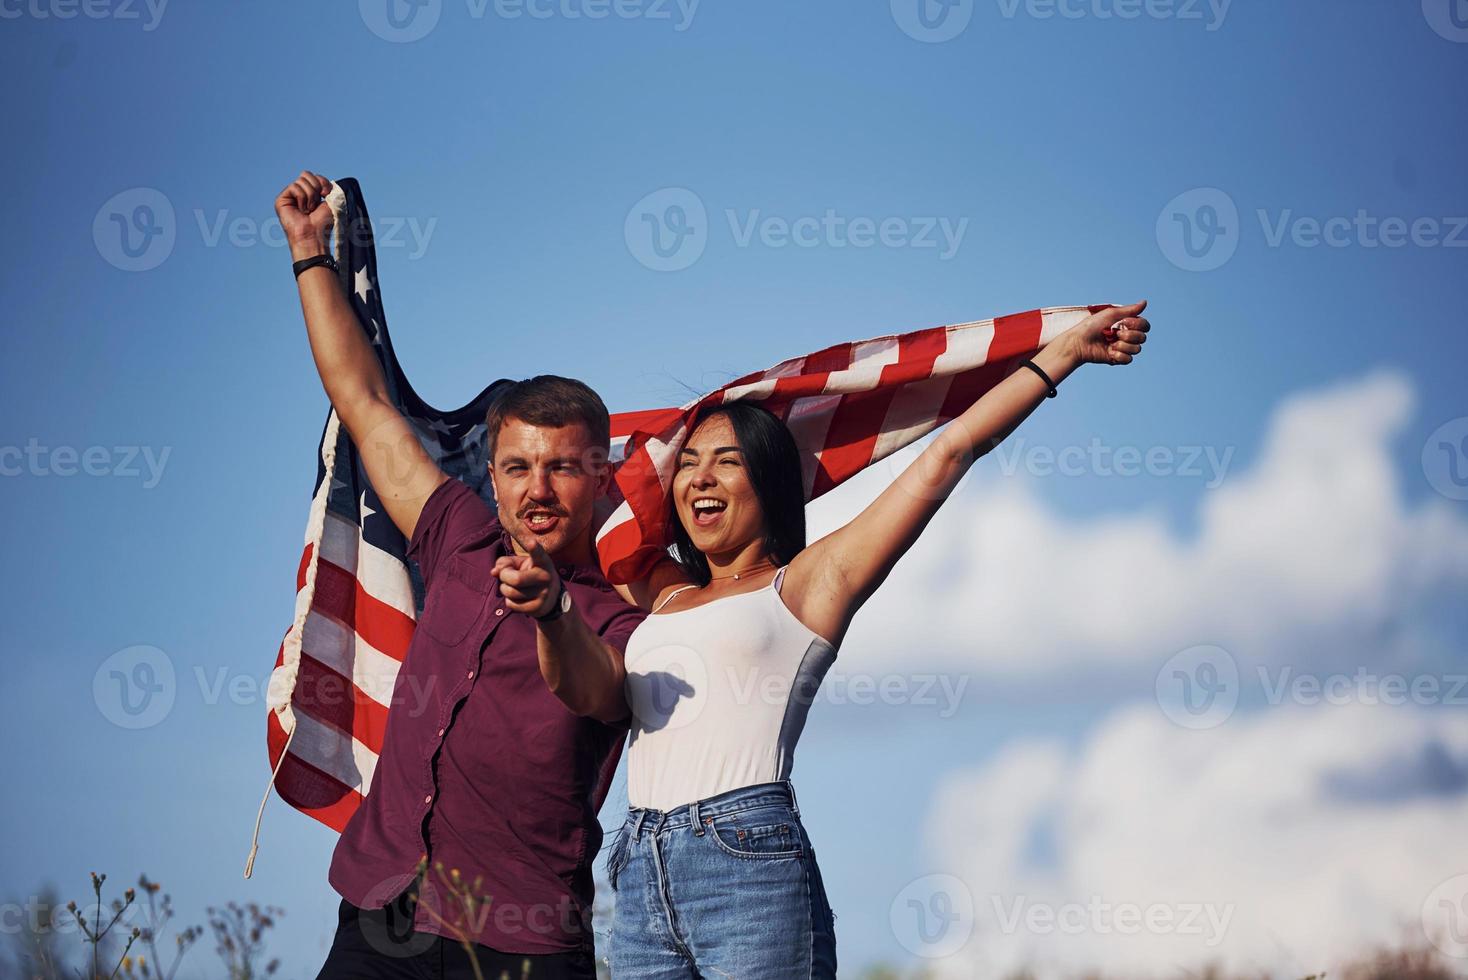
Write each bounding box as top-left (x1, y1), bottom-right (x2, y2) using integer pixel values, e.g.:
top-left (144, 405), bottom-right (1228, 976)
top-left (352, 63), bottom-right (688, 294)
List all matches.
top-left (415, 554), bottom-right (489, 646)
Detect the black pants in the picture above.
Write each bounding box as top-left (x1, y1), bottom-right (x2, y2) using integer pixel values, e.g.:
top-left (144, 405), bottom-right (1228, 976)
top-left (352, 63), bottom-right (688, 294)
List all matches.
top-left (315, 885), bottom-right (598, 980)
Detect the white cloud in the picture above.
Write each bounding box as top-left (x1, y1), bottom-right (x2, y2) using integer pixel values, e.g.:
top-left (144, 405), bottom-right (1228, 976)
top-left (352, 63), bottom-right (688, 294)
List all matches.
top-left (918, 701), bottom-right (1468, 978)
top-left (805, 368), bottom-right (1468, 679)
top-left (791, 370), bottom-right (1468, 974)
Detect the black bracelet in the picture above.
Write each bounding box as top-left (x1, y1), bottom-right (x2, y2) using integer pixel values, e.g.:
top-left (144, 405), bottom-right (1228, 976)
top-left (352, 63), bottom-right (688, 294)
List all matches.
top-left (1020, 359), bottom-right (1059, 398)
top-left (293, 254), bottom-right (338, 279)
top-left (534, 580), bottom-right (566, 623)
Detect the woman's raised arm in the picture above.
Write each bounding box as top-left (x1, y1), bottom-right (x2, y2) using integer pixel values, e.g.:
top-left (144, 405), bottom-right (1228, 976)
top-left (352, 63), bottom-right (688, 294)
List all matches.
top-left (782, 301), bottom-right (1151, 647)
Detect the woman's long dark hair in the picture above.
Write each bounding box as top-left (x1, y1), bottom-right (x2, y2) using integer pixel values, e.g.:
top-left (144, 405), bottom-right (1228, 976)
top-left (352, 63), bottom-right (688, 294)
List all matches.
top-left (668, 401), bottom-right (807, 586)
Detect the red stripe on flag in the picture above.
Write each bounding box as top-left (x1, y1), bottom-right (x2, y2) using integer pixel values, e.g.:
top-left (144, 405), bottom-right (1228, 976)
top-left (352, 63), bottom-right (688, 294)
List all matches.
top-left (802, 342), bottom-right (854, 375)
top-left (881, 326), bottom-right (949, 385)
top-left (599, 505), bottom-right (663, 585)
top-left (309, 557), bottom-right (413, 663)
top-left (292, 652), bottom-right (392, 750)
top-left (310, 556), bottom-right (355, 629)
top-left (296, 542), bottom-right (314, 592)
top-left (770, 371), bottom-right (833, 402)
top-left (353, 580), bottom-right (414, 662)
top-left (810, 388), bottom-right (894, 496)
top-left (989, 309), bottom-right (1046, 363)
top-left (611, 407), bottom-right (682, 439)
top-left (809, 329), bottom-right (950, 496)
top-left (934, 311), bottom-right (1046, 421)
top-left (267, 710), bottom-right (364, 833)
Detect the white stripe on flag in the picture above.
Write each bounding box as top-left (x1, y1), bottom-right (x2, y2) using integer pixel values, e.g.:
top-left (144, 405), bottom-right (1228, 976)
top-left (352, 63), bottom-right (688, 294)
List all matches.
top-left (830, 337), bottom-right (901, 391)
top-left (871, 375), bottom-right (956, 464)
top-left (931, 320), bottom-right (997, 377)
top-left (288, 710), bottom-right (379, 793)
top-left (318, 512), bottom-right (414, 618)
top-left (299, 609), bottom-right (403, 710)
top-left (784, 393), bottom-right (842, 499)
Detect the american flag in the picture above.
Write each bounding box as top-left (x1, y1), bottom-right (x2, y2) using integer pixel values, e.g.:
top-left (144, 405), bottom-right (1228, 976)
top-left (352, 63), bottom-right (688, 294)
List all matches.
top-left (252, 177), bottom-right (1102, 867)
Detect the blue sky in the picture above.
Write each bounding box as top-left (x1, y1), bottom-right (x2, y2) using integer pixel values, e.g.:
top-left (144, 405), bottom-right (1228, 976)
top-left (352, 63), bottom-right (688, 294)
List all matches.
top-left (3, 1), bottom-right (1467, 976)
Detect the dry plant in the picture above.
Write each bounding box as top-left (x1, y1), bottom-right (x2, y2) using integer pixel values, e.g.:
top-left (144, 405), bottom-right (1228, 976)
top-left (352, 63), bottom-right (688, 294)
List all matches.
top-left (204, 901), bottom-right (282, 980)
top-left (406, 855), bottom-right (536, 980)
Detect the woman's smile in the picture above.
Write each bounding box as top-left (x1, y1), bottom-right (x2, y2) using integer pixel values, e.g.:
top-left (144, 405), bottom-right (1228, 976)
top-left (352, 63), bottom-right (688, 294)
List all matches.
top-left (690, 496), bottom-right (728, 528)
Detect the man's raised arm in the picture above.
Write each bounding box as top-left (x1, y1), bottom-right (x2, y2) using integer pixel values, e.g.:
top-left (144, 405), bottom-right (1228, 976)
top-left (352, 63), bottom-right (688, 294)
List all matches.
top-left (276, 170), bottom-right (446, 540)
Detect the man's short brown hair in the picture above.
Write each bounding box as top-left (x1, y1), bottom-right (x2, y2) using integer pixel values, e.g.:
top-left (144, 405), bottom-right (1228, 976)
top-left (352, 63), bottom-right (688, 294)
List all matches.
top-left (484, 375), bottom-right (611, 464)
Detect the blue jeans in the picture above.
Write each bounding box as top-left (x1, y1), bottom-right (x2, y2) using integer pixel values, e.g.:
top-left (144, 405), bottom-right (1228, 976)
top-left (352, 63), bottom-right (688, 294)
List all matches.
top-left (606, 780), bottom-right (837, 978)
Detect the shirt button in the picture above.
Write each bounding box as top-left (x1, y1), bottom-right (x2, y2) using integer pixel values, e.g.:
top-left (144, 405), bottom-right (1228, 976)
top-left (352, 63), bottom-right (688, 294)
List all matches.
top-left (423, 795), bottom-right (432, 805)
top-left (495, 608), bottom-right (504, 617)
top-left (436, 728), bottom-right (445, 737)
top-left (466, 670), bottom-right (474, 678)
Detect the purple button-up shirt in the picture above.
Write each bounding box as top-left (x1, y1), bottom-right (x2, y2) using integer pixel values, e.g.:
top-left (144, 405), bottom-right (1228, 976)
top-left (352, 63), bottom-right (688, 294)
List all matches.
top-left (328, 477), bottom-right (644, 955)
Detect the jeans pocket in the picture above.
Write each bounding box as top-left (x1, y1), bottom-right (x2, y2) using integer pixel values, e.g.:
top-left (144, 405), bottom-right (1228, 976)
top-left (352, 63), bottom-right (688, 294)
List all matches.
top-left (706, 812), bottom-right (804, 860)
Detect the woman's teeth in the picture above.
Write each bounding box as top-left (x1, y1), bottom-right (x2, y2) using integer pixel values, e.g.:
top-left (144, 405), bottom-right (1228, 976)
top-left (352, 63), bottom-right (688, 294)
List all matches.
top-left (691, 500), bottom-right (726, 526)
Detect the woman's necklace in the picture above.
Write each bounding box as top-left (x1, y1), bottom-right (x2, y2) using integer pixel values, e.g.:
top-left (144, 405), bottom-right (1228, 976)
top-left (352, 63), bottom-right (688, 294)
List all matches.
top-left (709, 558), bottom-right (775, 582)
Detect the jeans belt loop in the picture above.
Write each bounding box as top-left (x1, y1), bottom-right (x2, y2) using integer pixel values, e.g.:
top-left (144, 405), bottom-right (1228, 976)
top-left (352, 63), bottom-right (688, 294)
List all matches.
top-left (785, 778), bottom-right (801, 818)
top-left (690, 798), bottom-right (705, 836)
top-left (631, 808), bottom-right (647, 842)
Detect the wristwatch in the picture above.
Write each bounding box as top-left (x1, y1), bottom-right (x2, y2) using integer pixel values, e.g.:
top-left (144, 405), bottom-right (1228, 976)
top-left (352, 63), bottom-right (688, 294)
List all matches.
top-left (535, 581), bottom-right (572, 623)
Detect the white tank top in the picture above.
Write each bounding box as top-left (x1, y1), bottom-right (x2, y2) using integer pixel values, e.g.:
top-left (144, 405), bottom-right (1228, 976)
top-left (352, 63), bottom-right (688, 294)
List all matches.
top-left (623, 566), bottom-right (838, 811)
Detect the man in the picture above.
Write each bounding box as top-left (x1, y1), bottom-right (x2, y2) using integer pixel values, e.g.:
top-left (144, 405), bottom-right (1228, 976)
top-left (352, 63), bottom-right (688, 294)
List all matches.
top-left (277, 170), bottom-right (674, 979)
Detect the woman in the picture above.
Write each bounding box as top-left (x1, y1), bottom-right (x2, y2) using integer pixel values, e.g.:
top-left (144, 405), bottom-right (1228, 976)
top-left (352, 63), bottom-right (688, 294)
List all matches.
top-left (504, 302), bottom-right (1151, 977)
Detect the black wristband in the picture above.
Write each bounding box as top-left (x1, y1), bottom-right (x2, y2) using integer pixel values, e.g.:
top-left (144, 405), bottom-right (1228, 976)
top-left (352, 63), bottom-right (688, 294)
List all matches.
top-left (293, 254), bottom-right (338, 279)
top-left (534, 580), bottom-right (566, 623)
top-left (1020, 359), bottom-right (1059, 398)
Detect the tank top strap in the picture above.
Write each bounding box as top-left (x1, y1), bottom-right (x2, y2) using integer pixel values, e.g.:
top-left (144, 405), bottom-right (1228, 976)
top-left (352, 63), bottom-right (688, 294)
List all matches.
top-left (652, 583), bottom-right (701, 614)
top-left (773, 564), bottom-right (788, 595)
